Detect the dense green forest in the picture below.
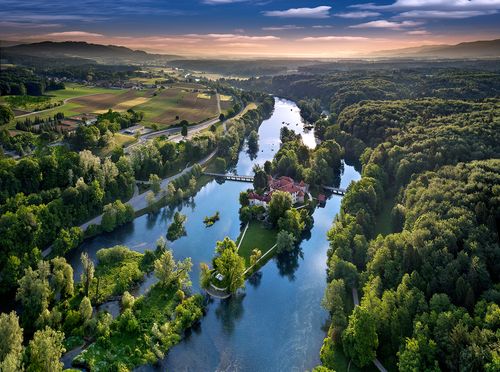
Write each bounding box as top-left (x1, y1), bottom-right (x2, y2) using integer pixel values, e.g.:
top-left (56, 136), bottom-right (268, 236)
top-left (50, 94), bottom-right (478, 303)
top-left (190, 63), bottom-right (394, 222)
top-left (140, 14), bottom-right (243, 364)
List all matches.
top-left (231, 65), bottom-right (500, 371)
top-left (286, 71), bottom-right (500, 371)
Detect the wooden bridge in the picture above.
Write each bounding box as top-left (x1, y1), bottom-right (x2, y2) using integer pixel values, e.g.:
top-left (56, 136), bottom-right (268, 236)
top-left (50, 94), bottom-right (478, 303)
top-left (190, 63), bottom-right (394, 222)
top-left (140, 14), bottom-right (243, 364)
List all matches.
top-left (322, 185), bottom-right (347, 196)
top-left (204, 172), bottom-right (254, 182)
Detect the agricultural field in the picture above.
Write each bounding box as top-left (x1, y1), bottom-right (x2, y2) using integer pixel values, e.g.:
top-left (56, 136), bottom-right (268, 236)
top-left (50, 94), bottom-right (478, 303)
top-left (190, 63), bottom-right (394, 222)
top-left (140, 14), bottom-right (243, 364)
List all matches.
top-left (3, 82), bottom-right (220, 131)
top-left (133, 86), bottom-right (219, 128)
top-left (220, 94), bottom-right (234, 113)
top-left (3, 87), bottom-right (155, 129)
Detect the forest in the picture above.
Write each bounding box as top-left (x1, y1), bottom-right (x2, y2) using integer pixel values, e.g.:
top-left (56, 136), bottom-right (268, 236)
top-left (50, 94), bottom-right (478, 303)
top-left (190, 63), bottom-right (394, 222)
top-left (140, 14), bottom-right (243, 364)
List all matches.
top-left (284, 69), bottom-right (500, 371)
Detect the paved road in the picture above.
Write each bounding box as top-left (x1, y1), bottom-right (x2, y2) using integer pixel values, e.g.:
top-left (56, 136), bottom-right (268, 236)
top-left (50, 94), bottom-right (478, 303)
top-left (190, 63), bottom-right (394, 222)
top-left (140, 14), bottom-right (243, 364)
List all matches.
top-left (124, 93), bottom-right (222, 153)
top-left (79, 149), bottom-right (217, 231)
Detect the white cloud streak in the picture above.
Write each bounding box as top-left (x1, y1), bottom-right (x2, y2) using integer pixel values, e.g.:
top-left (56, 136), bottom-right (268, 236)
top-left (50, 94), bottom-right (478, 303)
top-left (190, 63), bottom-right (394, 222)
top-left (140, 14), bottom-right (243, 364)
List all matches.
top-left (350, 20), bottom-right (423, 30)
top-left (263, 6), bottom-right (331, 19)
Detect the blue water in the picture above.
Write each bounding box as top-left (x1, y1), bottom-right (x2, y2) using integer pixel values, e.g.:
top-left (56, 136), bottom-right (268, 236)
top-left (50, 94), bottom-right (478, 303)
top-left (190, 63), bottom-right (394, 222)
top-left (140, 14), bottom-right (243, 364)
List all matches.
top-left (67, 98), bottom-right (360, 371)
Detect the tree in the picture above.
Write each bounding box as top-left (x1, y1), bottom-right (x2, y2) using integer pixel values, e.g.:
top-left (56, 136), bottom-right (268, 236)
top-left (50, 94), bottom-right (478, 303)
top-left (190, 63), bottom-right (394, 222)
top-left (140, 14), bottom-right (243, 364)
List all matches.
top-left (276, 230), bottom-right (296, 254)
top-left (253, 165), bottom-right (268, 191)
top-left (199, 262), bottom-right (211, 290)
top-left (342, 306), bottom-right (379, 367)
top-left (121, 291), bottom-right (135, 310)
top-left (278, 208), bottom-right (305, 240)
top-left (214, 238), bottom-right (245, 293)
top-left (0, 105), bottom-right (14, 125)
top-left (268, 190), bottom-right (292, 225)
top-left (154, 249), bottom-right (192, 288)
top-left (181, 123), bottom-right (188, 137)
top-left (149, 173), bottom-right (161, 194)
top-left (16, 262), bottom-right (52, 326)
top-left (247, 130), bottom-right (259, 153)
top-left (53, 227), bottom-right (83, 256)
top-left (146, 191), bottom-right (156, 211)
top-left (80, 252), bottom-right (94, 297)
top-left (219, 113), bottom-right (225, 122)
top-left (322, 279), bottom-right (347, 340)
top-left (50, 257), bottom-right (74, 299)
top-left (239, 191), bottom-right (249, 207)
top-left (250, 249), bottom-right (262, 266)
top-left (79, 296), bottom-right (93, 322)
top-left (166, 212), bottom-right (187, 241)
top-left (214, 157), bottom-right (226, 172)
top-left (0, 312), bottom-right (23, 372)
top-left (27, 326), bottom-right (65, 372)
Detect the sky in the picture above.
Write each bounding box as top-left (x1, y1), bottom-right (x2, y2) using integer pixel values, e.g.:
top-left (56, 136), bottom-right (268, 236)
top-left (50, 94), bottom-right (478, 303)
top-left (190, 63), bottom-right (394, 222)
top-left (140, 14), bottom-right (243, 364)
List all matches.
top-left (1, 0), bottom-right (500, 58)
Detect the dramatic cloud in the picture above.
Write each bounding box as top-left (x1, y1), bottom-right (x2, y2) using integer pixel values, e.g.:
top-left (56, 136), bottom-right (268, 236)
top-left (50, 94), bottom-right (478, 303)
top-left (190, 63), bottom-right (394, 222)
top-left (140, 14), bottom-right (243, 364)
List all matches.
top-left (336, 11), bottom-right (381, 19)
top-left (350, 20), bottom-right (423, 30)
top-left (262, 25), bottom-right (304, 31)
top-left (263, 6), bottom-right (331, 19)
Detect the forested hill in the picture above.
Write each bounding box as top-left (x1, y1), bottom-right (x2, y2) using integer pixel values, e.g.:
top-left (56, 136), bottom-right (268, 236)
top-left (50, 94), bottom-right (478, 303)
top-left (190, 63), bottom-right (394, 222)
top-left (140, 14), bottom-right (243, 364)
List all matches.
top-left (372, 38), bottom-right (500, 59)
top-left (2, 41), bottom-right (180, 64)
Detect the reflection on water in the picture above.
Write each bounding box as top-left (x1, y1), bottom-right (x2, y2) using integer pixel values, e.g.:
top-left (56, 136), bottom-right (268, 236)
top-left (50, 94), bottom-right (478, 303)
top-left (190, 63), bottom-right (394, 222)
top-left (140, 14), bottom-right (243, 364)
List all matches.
top-left (67, 97), bottom-right (360, 372)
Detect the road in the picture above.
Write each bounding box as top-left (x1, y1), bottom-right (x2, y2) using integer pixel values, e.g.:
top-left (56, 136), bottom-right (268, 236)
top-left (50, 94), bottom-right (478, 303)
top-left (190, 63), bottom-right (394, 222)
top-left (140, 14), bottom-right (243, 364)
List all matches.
top-left (124, 93), bottom-right (222, 153)
top-left (79, 149), bottom-right (217, 231)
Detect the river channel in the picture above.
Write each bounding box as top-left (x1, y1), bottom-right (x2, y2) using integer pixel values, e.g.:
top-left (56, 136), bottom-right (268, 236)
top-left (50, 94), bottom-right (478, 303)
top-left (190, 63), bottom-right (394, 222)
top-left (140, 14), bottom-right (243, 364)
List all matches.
top-left (67, 97), bottom-right (361, 371)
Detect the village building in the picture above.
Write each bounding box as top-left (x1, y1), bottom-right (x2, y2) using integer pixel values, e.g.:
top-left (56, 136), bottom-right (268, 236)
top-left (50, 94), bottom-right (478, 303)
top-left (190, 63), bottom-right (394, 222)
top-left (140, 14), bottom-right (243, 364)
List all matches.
top-left (268, 176), bottom-right (308, 204)
top-left (247, 176), bottom-right (309, 207)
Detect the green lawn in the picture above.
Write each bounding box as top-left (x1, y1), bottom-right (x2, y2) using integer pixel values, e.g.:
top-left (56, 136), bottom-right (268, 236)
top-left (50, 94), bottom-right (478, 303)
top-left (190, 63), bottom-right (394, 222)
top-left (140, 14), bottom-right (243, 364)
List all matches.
top-left (236, 221), bottom-right (277, 266)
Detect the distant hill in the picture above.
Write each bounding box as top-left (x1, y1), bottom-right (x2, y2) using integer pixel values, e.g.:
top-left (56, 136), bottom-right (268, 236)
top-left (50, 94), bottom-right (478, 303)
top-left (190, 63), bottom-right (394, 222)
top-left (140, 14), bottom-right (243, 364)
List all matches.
top-left (373, 39), bottom-right (500, 59)
top-left (2, 41), bottom-right (181, 64)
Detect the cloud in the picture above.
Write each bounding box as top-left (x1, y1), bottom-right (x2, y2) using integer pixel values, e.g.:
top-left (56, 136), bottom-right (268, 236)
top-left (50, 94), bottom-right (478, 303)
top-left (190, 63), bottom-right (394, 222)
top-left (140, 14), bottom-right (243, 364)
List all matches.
top-left (312, 25), bottom-right (333, 28)
top-left (300, 36), bottom-right (371, 42)
top-left (406, 29), bottom-right (431, 35)
top-left (350, 20), bottom-right (423, 30)
top-left (263, 6), bottom-right (331, 19)
top-left (335, 11), bottom-right (381, 18)
top-left (397, 10), bottom-right (498, 18)
top-left (352, 0), bottom-right (500, 18)
top-left (262, 25), bottom-right (304, 31)
top-left (44, 31), bottom-right (104, 37)
top-left (184, 33), bottom-right (279, 42)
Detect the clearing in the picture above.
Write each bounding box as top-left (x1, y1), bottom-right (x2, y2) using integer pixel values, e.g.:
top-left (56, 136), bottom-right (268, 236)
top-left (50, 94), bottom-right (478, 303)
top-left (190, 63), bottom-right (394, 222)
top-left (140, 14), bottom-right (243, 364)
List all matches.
top-left (236, 221), bottom-right (277, 266)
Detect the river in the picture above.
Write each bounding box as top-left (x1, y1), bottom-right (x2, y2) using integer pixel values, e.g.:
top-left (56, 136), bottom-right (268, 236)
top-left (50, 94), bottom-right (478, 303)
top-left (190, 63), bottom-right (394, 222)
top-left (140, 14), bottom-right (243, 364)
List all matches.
top-left (67, 97), bottom-right (360, 371)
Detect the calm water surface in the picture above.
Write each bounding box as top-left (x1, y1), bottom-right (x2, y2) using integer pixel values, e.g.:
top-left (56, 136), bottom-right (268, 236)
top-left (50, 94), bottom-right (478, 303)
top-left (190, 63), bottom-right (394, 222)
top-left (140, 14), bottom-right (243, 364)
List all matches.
top-left (67, 98), bottom-right (360, 371)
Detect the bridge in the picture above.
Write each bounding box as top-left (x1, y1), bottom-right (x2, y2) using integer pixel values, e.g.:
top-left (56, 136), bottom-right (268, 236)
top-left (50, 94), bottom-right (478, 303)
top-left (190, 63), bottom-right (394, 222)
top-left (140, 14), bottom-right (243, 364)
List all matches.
top-left (322, 185), bottom-right (347, 196)
top-left (204, 172), bottom-right (254, 182)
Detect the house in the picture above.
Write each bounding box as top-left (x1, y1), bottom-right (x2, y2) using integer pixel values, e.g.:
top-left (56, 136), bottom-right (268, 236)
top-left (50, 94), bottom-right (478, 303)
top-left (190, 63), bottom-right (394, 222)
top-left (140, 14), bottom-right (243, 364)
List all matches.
top-left (268, 176), bottom-right (309, 204)
top-left (248, 192), bottom-right (271, 207)
top-left (56, 120), bottom-right (79, 134)
top-left (69, 114), bottom-right (97, 126)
